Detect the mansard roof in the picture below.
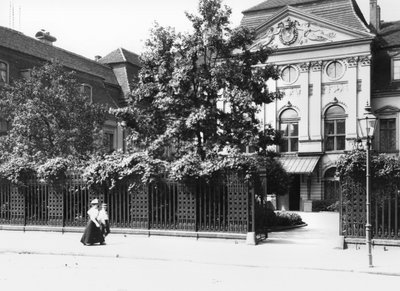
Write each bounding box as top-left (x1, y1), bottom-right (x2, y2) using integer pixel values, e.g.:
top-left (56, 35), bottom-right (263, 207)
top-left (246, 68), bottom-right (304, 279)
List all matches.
top-left (0, 25), bottom-right (119, 85)
top-left (244, 0), bottom-right (321, 12)
top-left (241, 0), bottom-right (369, 33)
top-left (378, 21), bottom-right (400, 48)
top-left (100, 47), bottom-right (141, 67)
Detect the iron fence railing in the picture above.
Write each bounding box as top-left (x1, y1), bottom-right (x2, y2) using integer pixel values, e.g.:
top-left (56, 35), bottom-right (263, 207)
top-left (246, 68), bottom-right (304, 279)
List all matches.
top-left (0, 174), bottom-right (253, 234)
top-left (340, 179), bottom-right (400, 241)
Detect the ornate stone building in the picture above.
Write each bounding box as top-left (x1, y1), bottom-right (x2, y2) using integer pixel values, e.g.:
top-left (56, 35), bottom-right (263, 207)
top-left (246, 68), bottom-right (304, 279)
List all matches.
top-left (0, 27), bottom-right (141, 151)
top-left (241, 0), bottom-right (399, 211)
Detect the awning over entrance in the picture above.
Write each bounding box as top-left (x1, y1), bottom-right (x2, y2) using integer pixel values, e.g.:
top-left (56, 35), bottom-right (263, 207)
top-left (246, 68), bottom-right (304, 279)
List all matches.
top-left (279, 156), bottom-right (320, 174)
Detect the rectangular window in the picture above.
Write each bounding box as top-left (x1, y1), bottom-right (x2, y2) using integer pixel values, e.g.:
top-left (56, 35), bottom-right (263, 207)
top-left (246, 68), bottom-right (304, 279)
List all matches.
top-left (80, 84), bottom-right (93, 102)
top-left (394, 59), bottom-right (400, 80)
top-left (0, 61), bottom-right (8, 84)
top-left (379, 118), bottom-right (396, 152)
top-left (325, 119), bottom-right (346, 151)
top-left (280, 122), bottom-right (298, 152)
top-left (0, 118), bottom-right (8, 136)
top-left (104, 133), bottom-right (115, 153)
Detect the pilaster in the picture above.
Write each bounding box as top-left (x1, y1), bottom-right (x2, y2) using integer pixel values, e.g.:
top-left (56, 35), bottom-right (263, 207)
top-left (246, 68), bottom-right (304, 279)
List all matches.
top-left (345, 56), bottom-right (359, 142)
top-left (298, 62), bottom-right (310, 142)
top-left (310, 61), bottom-right (323, 143)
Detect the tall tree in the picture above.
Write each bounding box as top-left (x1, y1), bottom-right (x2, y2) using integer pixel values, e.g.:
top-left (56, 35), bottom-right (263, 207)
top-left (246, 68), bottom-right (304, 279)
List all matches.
top-left (0, 62), bottom-right (107, 162)
top-left (113, 0), bottom-right (283, 179)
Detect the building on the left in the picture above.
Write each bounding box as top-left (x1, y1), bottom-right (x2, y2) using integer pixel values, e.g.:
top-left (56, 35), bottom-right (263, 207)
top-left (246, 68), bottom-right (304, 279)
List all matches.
top-left (0, 26), bottom-right (141, 152)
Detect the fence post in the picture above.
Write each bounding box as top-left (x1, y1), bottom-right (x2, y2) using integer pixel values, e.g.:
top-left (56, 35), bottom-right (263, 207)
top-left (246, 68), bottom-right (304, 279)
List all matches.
top-left (246, 185), bottom-right (256, 245)
top-left (339, 180), bottom-right (343, 236)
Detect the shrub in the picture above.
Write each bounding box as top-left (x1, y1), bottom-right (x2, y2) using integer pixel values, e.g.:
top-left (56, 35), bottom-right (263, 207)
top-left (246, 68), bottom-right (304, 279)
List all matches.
top-left (312, 199), bottom-right (338, 212)
top-left (37, 157), bottom-right (70, 184)
top-left (0, 157), bottom-right (36, 185)
top-left (256, 204), bottom-right (304, 230)
top-left (275, 211), bottom-right (304, 226)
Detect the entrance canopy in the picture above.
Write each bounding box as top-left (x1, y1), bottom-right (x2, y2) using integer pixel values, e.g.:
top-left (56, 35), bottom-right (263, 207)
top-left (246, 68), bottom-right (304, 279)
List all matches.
top-left (279, 156), bottom-right (320, 174)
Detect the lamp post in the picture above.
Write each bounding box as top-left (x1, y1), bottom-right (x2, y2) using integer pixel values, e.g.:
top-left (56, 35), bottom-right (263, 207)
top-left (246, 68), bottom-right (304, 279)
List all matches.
top-left (357, 103), bottom-right (377, 268)
top-left (119, 120), bottom-right (127, 153)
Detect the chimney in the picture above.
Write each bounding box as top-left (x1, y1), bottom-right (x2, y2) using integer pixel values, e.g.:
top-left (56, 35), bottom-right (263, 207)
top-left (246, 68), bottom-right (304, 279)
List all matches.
top-left (370, 0), bottom-right (381, 32)
top-left (35, 29), bottom-right (57, 45)
top-left (94, 55), bottom-right (102, 62)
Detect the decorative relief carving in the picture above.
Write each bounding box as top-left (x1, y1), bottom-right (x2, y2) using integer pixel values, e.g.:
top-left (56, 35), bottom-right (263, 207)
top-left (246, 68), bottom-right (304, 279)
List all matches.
top-left (346, 57), bottom-right (359, 68)
top-left (360, 55), bottom-right (371, 66)
top-left (322, 82), bottom-right (349, 96)
top-left (299, 62), bottom-right (310, 73)
top-left (278, 17), bottom-right (300, 45)
top-left (311, 61), bottom-right (323, 72)
top-left (251, 18), bottom-right (337, 50)
top-left (278, 86), bottom-right (301, 98)
top-left (300, 23), bottom-right (336, 44)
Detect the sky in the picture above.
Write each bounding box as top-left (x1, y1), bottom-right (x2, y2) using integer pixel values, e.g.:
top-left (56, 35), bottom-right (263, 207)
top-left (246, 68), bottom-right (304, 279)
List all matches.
top-left (0, 0), bottom-right (399, 60)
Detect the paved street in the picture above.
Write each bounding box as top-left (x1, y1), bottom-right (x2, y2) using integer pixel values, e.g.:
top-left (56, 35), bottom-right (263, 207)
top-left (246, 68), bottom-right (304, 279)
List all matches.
top-left (1, 212), bottom-right (400, 290)
top-left (1, 252), bottom-right (399, 291)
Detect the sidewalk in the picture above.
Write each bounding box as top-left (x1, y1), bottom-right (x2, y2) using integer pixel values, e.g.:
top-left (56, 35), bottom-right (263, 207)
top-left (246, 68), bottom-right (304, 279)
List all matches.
top-left (0, 230), bottom-right (399, 276)
top-left (0, 212), bottom-right (400, 276)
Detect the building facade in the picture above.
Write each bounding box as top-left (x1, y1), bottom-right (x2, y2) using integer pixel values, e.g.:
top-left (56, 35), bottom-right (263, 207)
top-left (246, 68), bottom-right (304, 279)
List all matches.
top-left (241, 0), bottom-right (400, 211)
top-left (0, 27), bottom-right (141, 151)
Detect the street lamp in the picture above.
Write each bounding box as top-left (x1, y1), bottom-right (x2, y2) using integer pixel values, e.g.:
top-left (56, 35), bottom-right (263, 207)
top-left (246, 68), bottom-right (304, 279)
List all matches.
top-left (357, 103), bottom-right (377, 268)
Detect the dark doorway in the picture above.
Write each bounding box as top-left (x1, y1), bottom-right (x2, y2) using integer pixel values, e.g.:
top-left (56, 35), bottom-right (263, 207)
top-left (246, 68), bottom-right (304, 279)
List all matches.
top-left (289, 175), bottom-right (300, 211)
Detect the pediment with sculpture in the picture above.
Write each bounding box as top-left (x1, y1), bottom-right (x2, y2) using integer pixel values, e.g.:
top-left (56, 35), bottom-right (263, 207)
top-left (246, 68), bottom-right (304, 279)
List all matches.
top-left (251, 16), bottom-right (355, 50)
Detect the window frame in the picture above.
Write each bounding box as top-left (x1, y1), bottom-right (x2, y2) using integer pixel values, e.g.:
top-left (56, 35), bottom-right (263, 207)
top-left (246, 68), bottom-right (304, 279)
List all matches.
top-left (0, 116), bottom-right (9, 136)
top-left (281, 65), bottom-right (299, 85)
top-left (391, 57), bottom-right (400, 82)
top-left (80, 83), bottom-right (93, 102)
top-left (0, 60), bottom-right (9, 85)
top-left (378, 117), bottom-right (397, 153)
top-left (103, 131), bottom-right (116, 153)
top-left (324, 105), bottom-right (346, 152)
top-left (325, 60), bottom-right (345, 81)
top-left (279, 109), bottom-right (299, 153)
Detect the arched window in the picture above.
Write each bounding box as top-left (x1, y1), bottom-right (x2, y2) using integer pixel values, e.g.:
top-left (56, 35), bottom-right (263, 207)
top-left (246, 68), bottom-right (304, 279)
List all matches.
top-left (325, 105), bottom-right (346, 151)
top-left (324, 167), bottom-right (340, 201)
top-left (0, 61), bottom-right (8, 84)
top-left (280, 108), bottom-right (299, 153)
top-left (281, 65), bottom-right (298, 84)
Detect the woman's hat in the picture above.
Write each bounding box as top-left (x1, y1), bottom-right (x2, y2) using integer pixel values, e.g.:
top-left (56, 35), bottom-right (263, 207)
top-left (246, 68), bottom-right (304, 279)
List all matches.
top-left (91, 198), bottom-right (99, 205)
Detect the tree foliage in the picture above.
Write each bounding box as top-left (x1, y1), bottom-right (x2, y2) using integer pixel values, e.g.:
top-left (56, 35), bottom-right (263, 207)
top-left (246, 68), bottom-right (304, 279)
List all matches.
top-left (110, 0), bottom-right (283, 185)
top-left (337, 150), bottom-right (400, 194)
top-left (0, 61), bottom-right (107, 163)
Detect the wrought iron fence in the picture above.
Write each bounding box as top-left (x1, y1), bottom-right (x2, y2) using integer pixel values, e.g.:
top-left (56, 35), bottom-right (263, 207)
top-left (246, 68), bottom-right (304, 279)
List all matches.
top-left (340, 178), bottom-right (400, 241)
top-left (0, 173), bottom-right (253, 234)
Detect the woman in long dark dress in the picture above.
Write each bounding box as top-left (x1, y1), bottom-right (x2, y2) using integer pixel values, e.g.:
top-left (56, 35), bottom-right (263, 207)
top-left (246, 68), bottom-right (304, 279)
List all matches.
top-left (80, 199), bottom-right (105, 245)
